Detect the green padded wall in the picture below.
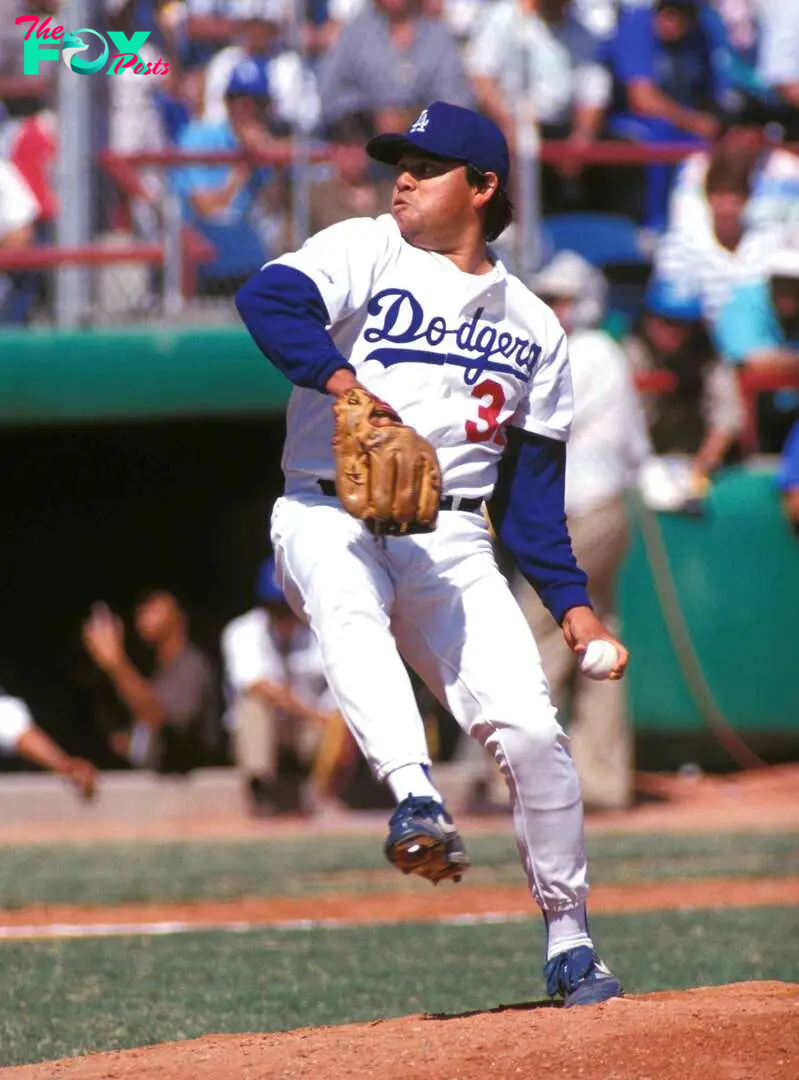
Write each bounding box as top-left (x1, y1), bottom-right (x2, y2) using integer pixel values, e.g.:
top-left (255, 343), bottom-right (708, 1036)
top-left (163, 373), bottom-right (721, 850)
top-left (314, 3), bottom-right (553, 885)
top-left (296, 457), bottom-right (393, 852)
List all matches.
top-left (619, 465), bottom-right (797, 733)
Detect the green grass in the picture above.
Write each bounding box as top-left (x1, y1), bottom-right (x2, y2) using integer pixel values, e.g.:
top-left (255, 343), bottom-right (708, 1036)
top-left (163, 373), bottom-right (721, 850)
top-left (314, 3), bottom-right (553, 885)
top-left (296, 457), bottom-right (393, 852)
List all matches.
top-left (1, 908), bottom-right (796, 1067)
top-left (0, 831), bottom-right (796, 908)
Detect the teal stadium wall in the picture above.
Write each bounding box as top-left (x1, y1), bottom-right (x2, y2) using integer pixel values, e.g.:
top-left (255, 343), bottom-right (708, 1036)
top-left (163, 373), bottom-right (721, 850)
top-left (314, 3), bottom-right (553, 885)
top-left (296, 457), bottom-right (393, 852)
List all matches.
top-left (1, 327), bottom-right (795, 735)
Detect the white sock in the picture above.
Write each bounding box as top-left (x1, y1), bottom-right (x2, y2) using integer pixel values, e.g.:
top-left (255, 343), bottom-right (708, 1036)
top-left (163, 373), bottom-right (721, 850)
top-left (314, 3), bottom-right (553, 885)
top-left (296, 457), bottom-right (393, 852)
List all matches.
top-left (386, 764), bottom-right (443, 804)
top-left (544, 904), bottom-right (593, 961)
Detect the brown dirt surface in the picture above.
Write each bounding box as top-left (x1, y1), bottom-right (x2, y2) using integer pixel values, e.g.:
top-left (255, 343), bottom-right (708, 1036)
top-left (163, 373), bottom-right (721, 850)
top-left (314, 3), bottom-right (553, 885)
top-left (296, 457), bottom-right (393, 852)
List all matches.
top-left (2, 982), bottom-right (797, 1080)
top-left (2, 877), bottom-right (799, 938)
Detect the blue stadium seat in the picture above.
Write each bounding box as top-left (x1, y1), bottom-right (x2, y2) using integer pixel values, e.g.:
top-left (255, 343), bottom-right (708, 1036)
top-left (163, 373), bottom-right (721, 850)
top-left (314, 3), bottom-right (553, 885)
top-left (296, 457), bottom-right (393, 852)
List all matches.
top-left (540, 213), bottom-right (650, 268)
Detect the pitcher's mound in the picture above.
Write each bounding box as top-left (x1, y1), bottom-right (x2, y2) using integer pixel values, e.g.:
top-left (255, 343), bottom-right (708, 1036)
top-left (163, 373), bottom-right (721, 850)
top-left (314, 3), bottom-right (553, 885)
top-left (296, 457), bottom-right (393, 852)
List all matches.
top-left (4, 981), bottom-right (798, 1080)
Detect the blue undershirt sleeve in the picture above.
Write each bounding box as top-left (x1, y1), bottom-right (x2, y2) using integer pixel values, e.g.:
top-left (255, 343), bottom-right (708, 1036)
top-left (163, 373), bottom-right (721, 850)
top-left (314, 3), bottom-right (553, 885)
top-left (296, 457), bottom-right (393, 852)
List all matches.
top-left (489, 429), bottom-right (591, 624)
top-left (235, 264), bottom-right (355, 393)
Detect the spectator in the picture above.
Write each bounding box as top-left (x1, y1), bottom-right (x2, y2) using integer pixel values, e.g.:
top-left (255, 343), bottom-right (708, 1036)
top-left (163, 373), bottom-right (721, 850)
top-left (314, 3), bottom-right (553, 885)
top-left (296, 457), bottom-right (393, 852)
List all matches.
top-left (467, 0), bottom-right (610, 145)
top-left (625, 276), bottom-right (744, 487)
top-left (5, 109), bottom-right (56, 229)
top-left (757, 0), bottom-right (799, 133)
top-left (308, 112), bottom-right (394, 233)
top-left (107, 25), bottom-right (171, 243)
top-left (203, 0), bottom-right (320, 132)
top-left (171, 69), bottom-right (283, 289)
top-left (605, 0), bottom-right (720, 229)
top-left (510, 252), bottom-right (650, 812)
top-left (714, 235), bottom-right (799, 452)
top-left (318, 0), bottom-right (473, 136)
top-left (82, 592), bottom-right (220, 774)
top-left (777, 421), bottom-right (799, 534)
top-left (154, 64), bottom-right (207, 148)
top-left (668, 101), bottom-right (799, 238)
top-left (702, 0), bottom-right (772, 111)
top-left (466, 0), bottom-right (610, 210)
top-left (655, 147), bottom-right (778, 324)
top-left (0, 690), bottom-right (98, 799)
top-left (0, 157), bottom-right (40, 323)
top-left (221, 558), bottom-right (343, 816)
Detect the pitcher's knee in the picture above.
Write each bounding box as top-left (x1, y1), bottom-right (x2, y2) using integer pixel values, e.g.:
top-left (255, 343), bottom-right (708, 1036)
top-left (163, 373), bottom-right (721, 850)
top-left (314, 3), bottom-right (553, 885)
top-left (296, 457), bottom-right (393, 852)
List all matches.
top-left (479, 715), bottom-right (564, 772)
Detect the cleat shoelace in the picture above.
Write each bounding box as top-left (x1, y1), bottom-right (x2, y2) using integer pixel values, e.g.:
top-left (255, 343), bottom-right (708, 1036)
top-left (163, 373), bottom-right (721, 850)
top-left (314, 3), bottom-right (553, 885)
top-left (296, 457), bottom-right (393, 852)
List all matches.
top-left (388, 796), bottom-right (451, 829)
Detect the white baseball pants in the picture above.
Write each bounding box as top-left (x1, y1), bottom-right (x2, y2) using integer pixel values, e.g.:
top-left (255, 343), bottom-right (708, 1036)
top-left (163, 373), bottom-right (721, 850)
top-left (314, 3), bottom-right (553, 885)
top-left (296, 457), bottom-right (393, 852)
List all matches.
top-left (271, 491), bottom-right (589, 913)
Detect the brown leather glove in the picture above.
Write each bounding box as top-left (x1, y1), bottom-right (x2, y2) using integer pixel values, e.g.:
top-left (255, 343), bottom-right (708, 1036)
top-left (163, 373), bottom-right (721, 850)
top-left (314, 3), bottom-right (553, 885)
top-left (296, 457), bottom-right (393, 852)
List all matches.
top-left (332, 387), bottom-right (442, 536)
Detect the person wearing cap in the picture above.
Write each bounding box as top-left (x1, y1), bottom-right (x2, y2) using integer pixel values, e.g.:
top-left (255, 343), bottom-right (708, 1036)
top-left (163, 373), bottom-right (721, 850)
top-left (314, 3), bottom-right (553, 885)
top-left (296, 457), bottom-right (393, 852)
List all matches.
top-left (625, 273), bottom-right (744, 484)
top-left (202, 0), bottom-right (320, 133)
top-left (82, 591), bottom-right (220, 774)
top-left (220, 558), bottom-right (343, 816)
top-left (510, 251), bottom-right (650, 812)
top-left (713, 234), bottom-right (799, 452)
top-left (236, 100), bottom-right (627, 1006)
top-left (0, 689), bottom-right (97, 800)
top-left (171, 55), bottom-right (279, 286)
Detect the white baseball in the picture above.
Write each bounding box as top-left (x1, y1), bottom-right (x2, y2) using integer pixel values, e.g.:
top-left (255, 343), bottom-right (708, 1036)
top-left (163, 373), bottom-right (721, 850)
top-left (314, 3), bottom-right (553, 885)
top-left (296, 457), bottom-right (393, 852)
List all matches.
top-left (579, 640), bottom-right (618, 681)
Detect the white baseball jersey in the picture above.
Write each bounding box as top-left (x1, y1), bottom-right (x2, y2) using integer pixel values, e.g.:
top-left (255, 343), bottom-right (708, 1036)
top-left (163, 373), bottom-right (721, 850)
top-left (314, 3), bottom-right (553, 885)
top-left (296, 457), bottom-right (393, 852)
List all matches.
top-left (244, 205), bottom-right (595, 924)
top-left (270, 214), bottom-right (574, 500)
top-left (221, 608), bottom-right (334, 714)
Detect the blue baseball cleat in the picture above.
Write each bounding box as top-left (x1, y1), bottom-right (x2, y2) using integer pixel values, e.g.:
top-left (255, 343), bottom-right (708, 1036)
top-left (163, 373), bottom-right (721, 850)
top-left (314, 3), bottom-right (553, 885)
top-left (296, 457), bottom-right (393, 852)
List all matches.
top-left (545, 945), bottom-right (624, 1007)
top-left (384, 795), bottom-right (470, 884)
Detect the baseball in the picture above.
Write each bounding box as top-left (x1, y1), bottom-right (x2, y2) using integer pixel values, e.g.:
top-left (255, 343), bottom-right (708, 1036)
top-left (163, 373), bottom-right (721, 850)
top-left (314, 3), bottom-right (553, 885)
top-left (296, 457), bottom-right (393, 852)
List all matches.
top-left (579, 640), bottom-right (618, 681)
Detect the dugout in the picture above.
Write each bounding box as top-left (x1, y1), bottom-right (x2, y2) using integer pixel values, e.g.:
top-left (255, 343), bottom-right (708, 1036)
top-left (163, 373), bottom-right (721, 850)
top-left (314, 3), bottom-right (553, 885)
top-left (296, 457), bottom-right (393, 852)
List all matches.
top-left (0, 326), bottom-right (797, 775)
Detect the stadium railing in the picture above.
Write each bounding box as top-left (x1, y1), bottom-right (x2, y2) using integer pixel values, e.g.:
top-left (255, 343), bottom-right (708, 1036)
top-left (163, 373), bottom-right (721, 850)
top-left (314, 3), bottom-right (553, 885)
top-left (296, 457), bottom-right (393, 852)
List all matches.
top-left (1, 140), bottom-right (797, 450)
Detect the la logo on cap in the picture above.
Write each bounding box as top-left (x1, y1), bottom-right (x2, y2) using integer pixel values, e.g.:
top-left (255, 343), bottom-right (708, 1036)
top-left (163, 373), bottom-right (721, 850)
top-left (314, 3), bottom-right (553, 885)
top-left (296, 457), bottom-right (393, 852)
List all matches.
top-left (409, 109), bottom-right (430, 134)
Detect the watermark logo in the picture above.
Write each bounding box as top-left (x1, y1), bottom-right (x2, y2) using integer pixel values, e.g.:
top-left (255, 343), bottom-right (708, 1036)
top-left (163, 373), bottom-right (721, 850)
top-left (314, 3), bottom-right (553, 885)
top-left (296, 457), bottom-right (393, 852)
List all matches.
top-left (16, 16), bottom-right (169, 75)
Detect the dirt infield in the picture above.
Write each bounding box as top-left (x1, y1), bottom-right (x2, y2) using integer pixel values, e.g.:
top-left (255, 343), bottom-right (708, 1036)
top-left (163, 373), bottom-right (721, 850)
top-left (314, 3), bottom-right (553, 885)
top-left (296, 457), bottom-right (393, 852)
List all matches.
top-left (1, 765), bottom-right (797, 1077)
top-left (3, 982), bottom-right (797, 1080)
top-left (1, 876), bottom-right (798, 939)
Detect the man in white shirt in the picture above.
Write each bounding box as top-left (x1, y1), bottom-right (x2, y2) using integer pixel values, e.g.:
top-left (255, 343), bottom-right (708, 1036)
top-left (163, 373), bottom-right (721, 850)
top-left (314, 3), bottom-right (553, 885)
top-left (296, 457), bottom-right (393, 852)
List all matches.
top-left (221, 557), bottom-right (339, 815)
top-left (513, 251), bottom-right (650, 811)
top-left (668, 105), bottom-right (799, 239)
top-left (466, 0), bottom-right (610, 145)
top-left (655, 146), bottom-right (780, 326)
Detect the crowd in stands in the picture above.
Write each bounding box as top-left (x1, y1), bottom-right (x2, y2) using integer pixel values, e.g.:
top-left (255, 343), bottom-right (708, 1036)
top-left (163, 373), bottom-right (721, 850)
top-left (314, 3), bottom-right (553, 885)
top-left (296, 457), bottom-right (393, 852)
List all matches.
top-left (0, 3), bottom-right (795, 450)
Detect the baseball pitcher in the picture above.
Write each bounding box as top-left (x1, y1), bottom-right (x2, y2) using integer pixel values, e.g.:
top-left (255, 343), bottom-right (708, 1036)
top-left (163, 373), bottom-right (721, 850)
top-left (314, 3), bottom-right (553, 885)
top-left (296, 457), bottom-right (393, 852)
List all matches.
top-left (237, 101), bottom-right (628, 1007)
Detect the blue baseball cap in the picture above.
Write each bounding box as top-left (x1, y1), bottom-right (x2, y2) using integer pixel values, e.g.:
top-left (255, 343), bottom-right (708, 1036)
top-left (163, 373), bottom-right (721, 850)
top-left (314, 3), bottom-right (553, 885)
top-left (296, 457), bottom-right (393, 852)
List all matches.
top-left (644, 277), bottom-right (703, 322)
top-left (366, 102), bottom-right (510, 190)
top-left (227, 57), bottom-right (271, 100)
top-left (255, 557), bottom-right (285, 605)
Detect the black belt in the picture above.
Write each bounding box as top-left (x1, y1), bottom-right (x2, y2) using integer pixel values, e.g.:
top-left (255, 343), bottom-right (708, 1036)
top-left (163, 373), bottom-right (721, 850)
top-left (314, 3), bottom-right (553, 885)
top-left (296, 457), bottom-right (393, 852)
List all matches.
top-left (317, 478), bottom-right (482, 513)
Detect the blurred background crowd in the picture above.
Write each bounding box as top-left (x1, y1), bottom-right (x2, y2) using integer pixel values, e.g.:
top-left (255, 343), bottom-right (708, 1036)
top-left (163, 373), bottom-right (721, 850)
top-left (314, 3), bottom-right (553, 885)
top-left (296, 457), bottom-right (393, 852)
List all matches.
top-left (0, 0), bottom-right (797, 818)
